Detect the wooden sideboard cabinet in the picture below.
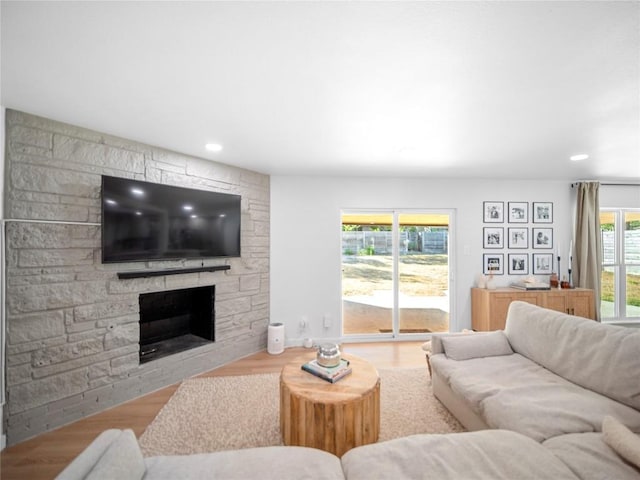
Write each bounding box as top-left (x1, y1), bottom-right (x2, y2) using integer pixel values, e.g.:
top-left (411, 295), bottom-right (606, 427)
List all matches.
top-left (471, 287), bottom-right (595, 331)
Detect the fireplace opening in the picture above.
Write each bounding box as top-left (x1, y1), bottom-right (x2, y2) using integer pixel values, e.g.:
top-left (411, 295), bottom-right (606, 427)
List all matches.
top-left (138, 285), bottom-right (215, 364)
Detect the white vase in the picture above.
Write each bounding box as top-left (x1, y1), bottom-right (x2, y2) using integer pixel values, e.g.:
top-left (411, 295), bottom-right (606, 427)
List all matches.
top-left (486, 277), bottom-right (497, 290)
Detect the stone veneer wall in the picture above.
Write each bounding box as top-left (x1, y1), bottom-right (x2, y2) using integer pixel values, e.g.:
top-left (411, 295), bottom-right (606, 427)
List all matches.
top-left (3, 110), bottom-right (270, 445)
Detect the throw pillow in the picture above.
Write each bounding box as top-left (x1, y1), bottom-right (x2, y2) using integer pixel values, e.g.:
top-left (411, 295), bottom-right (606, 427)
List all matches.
top-left (441, 330), bottom-right (513, 361)
top-left (602, 416), bottom-right (640, 469)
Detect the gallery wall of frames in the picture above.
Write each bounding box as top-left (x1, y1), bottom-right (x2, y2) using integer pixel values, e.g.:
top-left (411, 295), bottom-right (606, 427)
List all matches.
top-left (482, 201), bottom-right (554, 276)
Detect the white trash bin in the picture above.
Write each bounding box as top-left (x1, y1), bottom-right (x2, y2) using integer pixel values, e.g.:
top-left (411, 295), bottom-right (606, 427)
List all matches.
top-left (267, 322), bottom-right (285, 355)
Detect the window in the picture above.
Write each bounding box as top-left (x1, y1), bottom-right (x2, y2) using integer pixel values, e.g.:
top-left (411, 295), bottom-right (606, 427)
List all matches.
top-left (600, 209), bottom-right (640, 321)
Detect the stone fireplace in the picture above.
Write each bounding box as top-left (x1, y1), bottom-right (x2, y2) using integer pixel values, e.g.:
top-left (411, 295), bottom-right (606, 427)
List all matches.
top-left (3, 110), bottom-right (270, 445)
top-left (139, 286), bottom-right (215, 363)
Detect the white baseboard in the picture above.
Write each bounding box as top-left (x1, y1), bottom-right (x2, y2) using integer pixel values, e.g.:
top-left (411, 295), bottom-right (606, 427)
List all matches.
top-left (286, 336), bottom-right (343, 348)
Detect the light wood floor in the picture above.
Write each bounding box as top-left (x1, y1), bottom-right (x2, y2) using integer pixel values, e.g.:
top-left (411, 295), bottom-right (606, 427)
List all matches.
top-left (0, 341), bottom-right (426, 480)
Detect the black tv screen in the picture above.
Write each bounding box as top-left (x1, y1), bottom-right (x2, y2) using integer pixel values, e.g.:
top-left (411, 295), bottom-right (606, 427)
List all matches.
top-left (101, 175), bottom-right (241, 263)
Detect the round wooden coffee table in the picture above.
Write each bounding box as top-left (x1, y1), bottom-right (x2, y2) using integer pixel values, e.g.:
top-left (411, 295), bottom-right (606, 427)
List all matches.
top-left (279, 353), bottom-right (380, 456)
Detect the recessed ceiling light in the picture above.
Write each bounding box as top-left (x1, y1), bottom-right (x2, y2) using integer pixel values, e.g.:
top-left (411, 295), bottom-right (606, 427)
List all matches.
top-left (205, 143), bottom-right (223, 153)
top-left (183, 205), bottom-right (193, 211)
top-left (190, 214), bottom-right (198, 219)
top-left (131, 187), bottom-right (145, 196)
top-left (105, 199), bottom-right (117, 205)
top-left (570, 154), bottom-right (589, 161)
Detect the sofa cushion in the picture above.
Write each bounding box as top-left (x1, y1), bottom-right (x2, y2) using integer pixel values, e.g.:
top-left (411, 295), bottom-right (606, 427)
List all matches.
top-left (602, 415), bottom-right (640, 469)
top-left (430, 352), bottom-right (640, 442)
top-left (431, 331), bottom-right (495, 355)
top-left (55, 430), bottom-right (122, 480)
top-left (504, 301), bottom-right (640, 410)
top-left (441, 330), bottom-right (513, 360)
top-left (341, 430), bottom-right (578, 479)
top-left (85, 429), bottom-right (145, 480)
top-left (144, 446), bottom-right (345, 480)
top-left (543, 432), bottom-right (640, 480)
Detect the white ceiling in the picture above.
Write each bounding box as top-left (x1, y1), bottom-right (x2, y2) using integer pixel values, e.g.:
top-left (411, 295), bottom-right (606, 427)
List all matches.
top-left (2, 1), bottom-right (639, 181)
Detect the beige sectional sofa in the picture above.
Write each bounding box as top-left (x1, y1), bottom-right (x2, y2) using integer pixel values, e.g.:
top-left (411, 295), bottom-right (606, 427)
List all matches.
top-left (57, 301), bottom-right (640, 479)
top-left (58, 427), bottom-right (587, 480)
top-left (430, 300), bottom-right (640, 479)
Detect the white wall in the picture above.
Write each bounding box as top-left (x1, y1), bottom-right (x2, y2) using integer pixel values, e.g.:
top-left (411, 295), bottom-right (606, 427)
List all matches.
top-left (271, 176), bottom-right (573, 345)
top-left (600, 184), bottom-right (640, 208)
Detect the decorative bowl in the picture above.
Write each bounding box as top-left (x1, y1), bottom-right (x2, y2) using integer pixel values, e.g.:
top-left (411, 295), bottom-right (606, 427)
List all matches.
top-left (316, 343), bottom-right (341, 368)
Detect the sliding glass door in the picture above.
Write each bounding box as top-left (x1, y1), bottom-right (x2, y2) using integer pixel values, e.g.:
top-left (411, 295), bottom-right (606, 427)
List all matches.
top-left (341, 210), bottom-right (451, 338)
top-left (397, 213), bottom-right (451, 334)
top-left (341, 213), bottom-right (394, 335)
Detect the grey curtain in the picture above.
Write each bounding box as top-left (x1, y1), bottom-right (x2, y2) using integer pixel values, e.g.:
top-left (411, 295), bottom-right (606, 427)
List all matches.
top-left (573, 182), bottom-right (602, 321)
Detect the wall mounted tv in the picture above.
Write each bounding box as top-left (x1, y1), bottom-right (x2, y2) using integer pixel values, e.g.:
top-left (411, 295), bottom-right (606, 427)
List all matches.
top-left (101, 175), bottom-right (241, 263)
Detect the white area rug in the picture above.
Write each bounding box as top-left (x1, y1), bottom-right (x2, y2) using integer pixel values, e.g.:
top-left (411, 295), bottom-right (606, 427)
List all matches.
top-left (139, 367), bottom-right (464, 456)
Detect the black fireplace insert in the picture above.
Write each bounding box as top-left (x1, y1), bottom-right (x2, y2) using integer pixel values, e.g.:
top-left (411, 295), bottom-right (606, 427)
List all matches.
top-left (138, 285), bottom-right (215, 363)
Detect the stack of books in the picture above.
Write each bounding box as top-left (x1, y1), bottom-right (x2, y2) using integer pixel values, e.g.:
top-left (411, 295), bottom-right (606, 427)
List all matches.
top-left (510, 281), bottom-right (550, 291)
top-left (301, 358), bottom-right (352, 383)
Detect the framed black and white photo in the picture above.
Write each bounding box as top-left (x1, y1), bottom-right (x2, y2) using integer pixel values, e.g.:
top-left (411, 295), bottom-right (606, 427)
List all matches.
top-left (483, 227), bottom-right (504, 248)
top-left (533, 253), bottom-right (553, 274)
top-left (508, 202), bottom-right (528, 223)
top-left (532, 227), bottom-right (553, 249)
top-left (533, 202), bottom-right (553, 223)
top-left (483, 201), bottom-right (504, 223)
top-left (483, 253), bottom-right (504, 275)
top-left (508, 227), bottom-right (528, 249)
top-left (508, 253), bottom-right (528, 275)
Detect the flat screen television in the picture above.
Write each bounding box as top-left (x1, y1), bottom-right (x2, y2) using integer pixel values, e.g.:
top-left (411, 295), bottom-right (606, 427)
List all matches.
top-left (101, 175), bottom-right (241, 263)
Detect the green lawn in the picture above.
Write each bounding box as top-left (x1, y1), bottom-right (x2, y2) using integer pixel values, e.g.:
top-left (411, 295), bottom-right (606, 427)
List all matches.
top-left (601, 270), bottom-right (640, 307)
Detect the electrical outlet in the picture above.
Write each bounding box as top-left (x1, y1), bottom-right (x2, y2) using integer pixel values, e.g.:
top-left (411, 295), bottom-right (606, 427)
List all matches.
top-left (323, 314), bottom-right (332, 328)
top-left (299, 316), bottom-right (308, 331)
